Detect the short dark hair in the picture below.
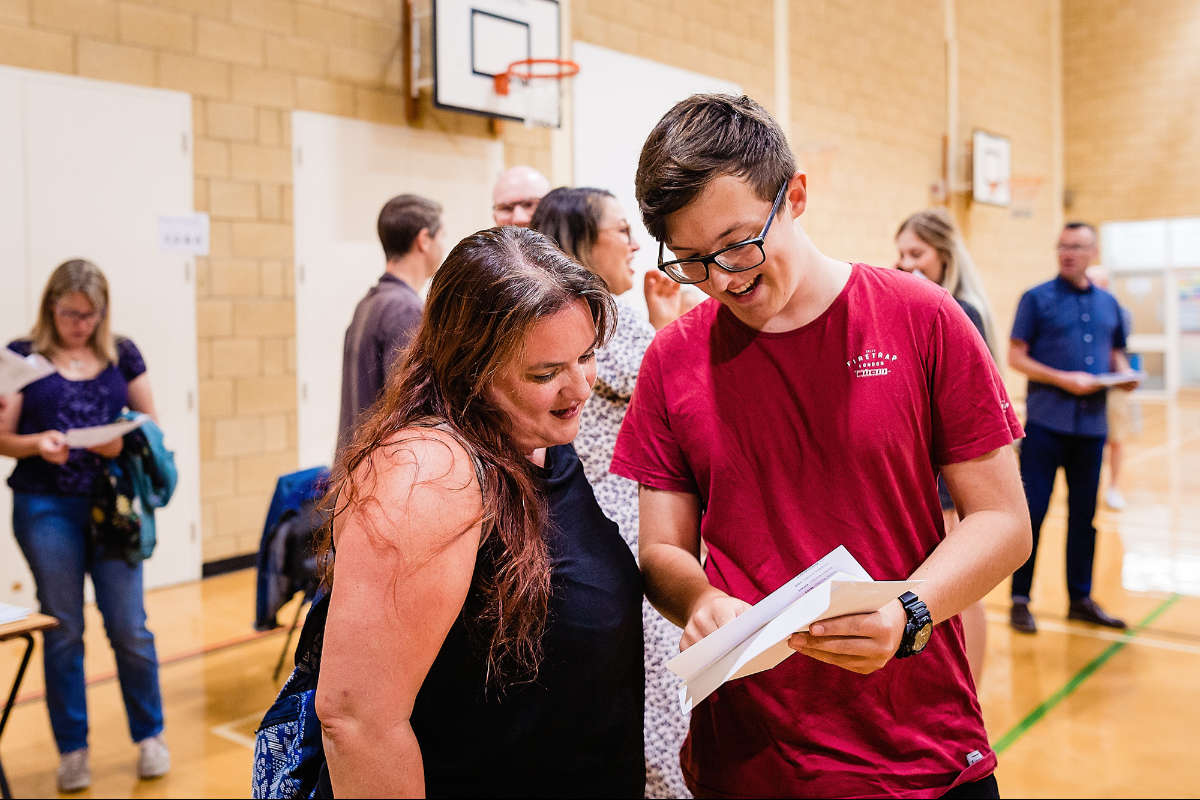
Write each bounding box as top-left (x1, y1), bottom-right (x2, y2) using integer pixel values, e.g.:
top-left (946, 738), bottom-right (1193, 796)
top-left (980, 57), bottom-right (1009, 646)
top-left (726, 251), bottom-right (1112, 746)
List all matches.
top-left (377, 194), bottom-right (443, 260)
top-left (1064, 221), bottom-right (1097, 238)
top-left (635, 93), bottom-right (795, 242)
top-left (529, 186), bottom-right (614, 269)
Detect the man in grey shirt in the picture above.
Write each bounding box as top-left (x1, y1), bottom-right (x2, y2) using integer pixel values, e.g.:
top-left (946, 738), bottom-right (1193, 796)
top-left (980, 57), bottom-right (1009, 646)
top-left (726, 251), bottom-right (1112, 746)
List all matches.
top-left (337, 194), bottom-right (445, 454)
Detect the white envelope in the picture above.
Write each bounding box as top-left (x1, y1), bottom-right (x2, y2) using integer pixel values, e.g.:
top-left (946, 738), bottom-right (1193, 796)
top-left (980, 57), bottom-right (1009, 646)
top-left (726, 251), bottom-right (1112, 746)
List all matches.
top-left (668, 546), bottom-right (922, 713)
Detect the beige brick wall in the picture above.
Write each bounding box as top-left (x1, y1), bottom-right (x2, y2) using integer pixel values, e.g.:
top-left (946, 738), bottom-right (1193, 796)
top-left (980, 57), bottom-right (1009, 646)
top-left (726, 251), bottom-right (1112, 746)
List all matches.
top-left (573, 0), bottom-right (1064, 393)
top-left (2, 0), bottom-right (1069, 561)
top-left (573, 0), bottom-right (773, 108)
top-left (956, 0), bottom-right (1064, 391)
top-left (0, 0), bottom-right (540, 562)
top-left (1064, 0), bottom-right (1200, 224)
top-left (785, 0), bottom-right (946, 267)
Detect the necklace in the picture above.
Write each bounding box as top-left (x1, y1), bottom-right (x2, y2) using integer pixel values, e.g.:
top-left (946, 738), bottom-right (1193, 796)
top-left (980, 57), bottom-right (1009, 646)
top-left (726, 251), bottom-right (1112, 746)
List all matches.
top-left (63, 351), bottom-right (87, 373)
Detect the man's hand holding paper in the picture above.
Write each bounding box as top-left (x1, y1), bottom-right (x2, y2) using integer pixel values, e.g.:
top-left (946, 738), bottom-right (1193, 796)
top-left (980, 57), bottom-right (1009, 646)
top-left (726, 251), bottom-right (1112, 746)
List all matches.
top-left (788, 597), bottom-right (907, 675)
top-left (667, 546), bottom-right (922, 713)
top-left (680, 590), bottom-right (751, 650)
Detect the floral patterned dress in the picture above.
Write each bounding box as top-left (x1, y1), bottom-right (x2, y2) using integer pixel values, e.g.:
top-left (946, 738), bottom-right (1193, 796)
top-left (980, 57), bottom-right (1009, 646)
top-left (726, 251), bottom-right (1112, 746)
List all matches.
top-left (576, 297), bottom-right (691, 799)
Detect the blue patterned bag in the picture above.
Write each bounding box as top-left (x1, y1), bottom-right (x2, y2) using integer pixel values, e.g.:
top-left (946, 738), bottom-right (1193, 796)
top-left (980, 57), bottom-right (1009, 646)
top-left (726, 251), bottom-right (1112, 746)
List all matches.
top-left (252, 590), bottom-right (331, 799)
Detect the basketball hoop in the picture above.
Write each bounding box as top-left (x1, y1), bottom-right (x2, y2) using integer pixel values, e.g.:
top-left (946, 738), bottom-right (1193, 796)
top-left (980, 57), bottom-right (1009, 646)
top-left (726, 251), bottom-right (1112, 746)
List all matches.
top-left (1009, 175), bottom-right (1044, 219)
top-left (493, 58), bottom-right (579, 128)
top-left (493, 58), bottom-right (580, 95)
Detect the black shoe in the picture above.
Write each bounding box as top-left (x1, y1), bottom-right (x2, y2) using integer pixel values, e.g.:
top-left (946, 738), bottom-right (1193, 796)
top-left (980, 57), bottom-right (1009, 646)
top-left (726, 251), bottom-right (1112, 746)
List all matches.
top-left (1068, 597), bottom-right (1127, 629)
top-left (1010, 602), bottom-right (1037, 633)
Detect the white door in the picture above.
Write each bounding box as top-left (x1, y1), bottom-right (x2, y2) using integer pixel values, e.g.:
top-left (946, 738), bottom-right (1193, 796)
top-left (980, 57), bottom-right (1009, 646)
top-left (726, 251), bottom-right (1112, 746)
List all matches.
top-left (0, 67), bottom-right (201, 605)
top-left (572, 43), bottom-right (740, 320)
top-left (0, 70), bottom-right (33, 606)
top-left (292, 111), bottom-right (503, 469)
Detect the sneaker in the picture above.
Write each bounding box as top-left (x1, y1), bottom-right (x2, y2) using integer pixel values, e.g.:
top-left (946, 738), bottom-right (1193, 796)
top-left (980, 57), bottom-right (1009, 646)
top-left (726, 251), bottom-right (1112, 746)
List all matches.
top-left (1105, 488), bottom-right (1127, 510)
top-left (57, 748), bottom-right (90, 793)
top-left (137, 732), bottom-right (171, 780)
top-left (1068, 597), bottom-right (1127, 629)
top-left (1010, 601), bottom-right (1037, 634)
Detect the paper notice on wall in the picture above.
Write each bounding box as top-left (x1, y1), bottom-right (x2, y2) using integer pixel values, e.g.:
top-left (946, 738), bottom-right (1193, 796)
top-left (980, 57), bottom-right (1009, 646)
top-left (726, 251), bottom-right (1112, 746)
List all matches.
top-left (158, 213), bottom-right (210, 254)
top-left (64, 417), bottom-right (146, 449)
top-left (0, 349), bottom-right (55, 395)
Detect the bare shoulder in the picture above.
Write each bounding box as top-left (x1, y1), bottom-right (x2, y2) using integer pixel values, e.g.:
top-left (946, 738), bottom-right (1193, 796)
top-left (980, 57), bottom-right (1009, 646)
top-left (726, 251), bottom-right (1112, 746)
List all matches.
top-left (338, 425), bottom-right (484, 558)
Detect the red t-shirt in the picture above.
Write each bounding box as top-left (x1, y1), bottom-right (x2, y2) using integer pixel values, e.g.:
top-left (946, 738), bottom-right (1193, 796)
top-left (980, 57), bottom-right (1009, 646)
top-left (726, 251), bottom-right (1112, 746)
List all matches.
top-left (611, 264), bottom-right (1023, 799)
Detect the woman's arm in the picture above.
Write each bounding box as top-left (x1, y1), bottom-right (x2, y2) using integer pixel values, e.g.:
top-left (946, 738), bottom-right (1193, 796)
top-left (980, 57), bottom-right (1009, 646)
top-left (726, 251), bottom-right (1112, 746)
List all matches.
top-left (316, 430), bottom-right (484, 798)
top-left (0, 393), bottom-right (68, 463)
top-left (126, 373), bottom-right (158, 422)
top-left (87, 369), bottom-right (157, 459)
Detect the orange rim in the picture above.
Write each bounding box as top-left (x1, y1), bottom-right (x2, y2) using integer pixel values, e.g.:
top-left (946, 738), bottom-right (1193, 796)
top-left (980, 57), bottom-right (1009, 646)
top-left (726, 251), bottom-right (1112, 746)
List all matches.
top-left (493, 58), bottom-right (580, 96)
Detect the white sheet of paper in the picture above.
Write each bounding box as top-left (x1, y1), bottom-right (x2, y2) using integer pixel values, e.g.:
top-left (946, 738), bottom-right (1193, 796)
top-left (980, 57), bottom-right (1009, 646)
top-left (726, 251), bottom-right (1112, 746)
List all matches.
top-left (0, 601), bottom-right (32, 625)
top-left (667, 546), bottom-right (922, 713)
top-left (64, 417), bottom-right (146, 449)
top-left (0, 348), bottom-right (55, 395)
top-left (1094, 370), bottom-right (1146, 387)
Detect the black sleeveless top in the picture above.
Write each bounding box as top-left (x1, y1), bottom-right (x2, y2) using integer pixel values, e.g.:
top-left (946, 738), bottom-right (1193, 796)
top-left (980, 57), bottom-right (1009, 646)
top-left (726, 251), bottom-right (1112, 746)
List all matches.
top-left (410, 443), bottom-right (646, 798)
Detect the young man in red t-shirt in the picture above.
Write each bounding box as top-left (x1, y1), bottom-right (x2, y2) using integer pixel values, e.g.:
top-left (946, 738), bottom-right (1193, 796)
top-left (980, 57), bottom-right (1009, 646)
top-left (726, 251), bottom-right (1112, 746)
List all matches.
top-left (612, 94), bottom-right (1032, 798)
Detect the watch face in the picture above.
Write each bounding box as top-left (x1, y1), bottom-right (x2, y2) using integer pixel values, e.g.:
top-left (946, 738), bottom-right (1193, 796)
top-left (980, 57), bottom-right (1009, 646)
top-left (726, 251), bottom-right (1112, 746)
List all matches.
top-left (912, 622), bottom-right (933, 652)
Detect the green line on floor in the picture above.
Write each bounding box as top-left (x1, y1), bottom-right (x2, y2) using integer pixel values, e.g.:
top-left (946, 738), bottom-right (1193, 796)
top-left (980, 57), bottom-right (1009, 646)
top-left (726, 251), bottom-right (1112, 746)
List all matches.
top-left (993, 592), bottom-right (1181, 755)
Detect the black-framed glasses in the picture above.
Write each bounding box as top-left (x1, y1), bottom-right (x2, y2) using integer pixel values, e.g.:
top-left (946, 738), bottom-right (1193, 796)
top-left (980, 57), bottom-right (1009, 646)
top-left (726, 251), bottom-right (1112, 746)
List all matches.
top-left (54, 307), bottom-right (103, 324)
top-left (656, 180), bottom-right (789, 285)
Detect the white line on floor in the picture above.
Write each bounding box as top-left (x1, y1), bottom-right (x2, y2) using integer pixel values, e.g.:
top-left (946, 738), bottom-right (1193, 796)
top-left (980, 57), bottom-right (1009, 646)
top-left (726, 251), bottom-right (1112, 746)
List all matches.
top-left (985, 611), bottom-right (1200, 655)
top-left (211, 711), bottom-right (263, 750)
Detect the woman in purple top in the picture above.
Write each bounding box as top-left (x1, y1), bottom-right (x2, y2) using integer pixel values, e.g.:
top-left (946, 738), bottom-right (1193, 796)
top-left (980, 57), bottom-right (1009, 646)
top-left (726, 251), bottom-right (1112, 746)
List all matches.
top-left (0, 260), bottom-right (169, 792)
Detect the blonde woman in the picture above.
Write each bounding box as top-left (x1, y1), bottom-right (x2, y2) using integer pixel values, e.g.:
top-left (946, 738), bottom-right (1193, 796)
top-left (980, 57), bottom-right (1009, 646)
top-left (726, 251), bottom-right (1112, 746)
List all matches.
top-left (0, 260), bottom-right (168, 792)
top-left (895, 209), bottom-right (997, 685)
top-left (895, 209), bottom-right (999, 358)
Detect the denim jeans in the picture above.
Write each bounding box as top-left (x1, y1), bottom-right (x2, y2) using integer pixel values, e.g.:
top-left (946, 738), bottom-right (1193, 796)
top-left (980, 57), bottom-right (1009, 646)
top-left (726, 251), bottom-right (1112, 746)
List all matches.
top-left (1010, 422), bottom-right (1106, 603)
top-left (12, 492), bottom-right (164, 754)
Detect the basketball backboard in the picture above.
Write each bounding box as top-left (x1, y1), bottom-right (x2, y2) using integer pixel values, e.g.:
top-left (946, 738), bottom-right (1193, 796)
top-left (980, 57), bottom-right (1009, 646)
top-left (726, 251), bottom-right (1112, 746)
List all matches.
top-left (432, 0), bottom-right (564, 127)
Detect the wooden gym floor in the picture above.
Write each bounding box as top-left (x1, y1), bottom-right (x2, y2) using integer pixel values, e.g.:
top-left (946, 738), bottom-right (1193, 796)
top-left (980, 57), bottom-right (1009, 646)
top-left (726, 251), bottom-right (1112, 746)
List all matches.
top-left (1, 396), bottom-right (1198, 798)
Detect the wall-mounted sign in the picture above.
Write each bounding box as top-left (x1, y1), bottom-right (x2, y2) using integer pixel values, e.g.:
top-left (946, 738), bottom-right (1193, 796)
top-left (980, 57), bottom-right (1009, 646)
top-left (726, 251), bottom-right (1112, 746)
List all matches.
top-left (158, 213), bottom-right (210, 254)
top-left (972, 130), bottom-right (1011, 207)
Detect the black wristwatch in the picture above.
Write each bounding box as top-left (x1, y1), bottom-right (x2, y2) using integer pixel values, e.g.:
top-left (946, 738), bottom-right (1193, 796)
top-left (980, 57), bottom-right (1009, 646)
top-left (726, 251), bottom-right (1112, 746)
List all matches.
top-left (895, 591), bottom-right (933, 659)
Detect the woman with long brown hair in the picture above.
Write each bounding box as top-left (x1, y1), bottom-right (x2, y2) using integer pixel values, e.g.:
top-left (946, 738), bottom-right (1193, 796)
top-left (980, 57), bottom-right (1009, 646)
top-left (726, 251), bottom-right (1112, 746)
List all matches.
top-left (0, 259), bottom-right (168, 792)
top-left (312, 227), bottom-right (644, 797)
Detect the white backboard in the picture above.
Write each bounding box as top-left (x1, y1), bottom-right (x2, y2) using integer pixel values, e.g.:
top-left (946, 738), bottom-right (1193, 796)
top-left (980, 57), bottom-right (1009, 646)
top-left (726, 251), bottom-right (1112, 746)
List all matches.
top-left (432, 0), bottom-right (563, 126)
top-left (972, 129), bottom-right (1012, 207)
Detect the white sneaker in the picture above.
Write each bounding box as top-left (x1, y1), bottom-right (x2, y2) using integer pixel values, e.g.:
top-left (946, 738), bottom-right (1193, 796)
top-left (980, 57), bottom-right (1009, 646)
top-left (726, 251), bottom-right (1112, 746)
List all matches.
top-left (1105, 488), bottom-right (1127, 510)
top-left (137, 732), bottom-right (170, 779)
top-left (57, 748), bottom-right (90, 793)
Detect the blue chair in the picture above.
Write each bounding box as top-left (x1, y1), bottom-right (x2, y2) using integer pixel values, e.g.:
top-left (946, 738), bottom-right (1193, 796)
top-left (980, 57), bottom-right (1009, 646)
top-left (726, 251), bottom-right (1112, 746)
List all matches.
top-left (254, 466), bottom-right (330, 679)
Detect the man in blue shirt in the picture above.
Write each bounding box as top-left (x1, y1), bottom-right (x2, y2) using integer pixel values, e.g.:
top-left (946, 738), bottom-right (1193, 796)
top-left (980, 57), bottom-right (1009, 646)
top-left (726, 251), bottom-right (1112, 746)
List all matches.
top-left (1008, 222), bottom-right (1140, 633)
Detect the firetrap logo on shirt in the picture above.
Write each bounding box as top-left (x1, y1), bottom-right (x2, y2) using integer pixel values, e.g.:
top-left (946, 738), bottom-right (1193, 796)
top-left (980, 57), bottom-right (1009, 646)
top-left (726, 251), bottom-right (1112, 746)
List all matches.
top-left (845, 347), bottom-right (899, 378)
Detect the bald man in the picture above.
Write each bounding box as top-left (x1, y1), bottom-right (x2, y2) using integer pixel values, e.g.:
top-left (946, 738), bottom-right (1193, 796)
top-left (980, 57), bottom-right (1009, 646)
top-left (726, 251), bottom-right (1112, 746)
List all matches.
top-left (491, 165), bottom-right (550, 227)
